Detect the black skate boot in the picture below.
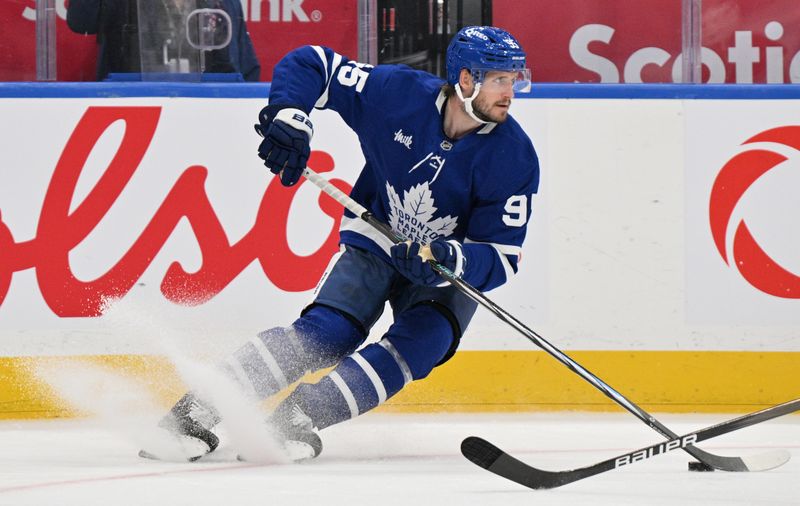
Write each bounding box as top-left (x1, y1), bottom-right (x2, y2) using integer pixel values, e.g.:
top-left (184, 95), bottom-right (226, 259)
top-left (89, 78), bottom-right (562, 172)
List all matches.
top-left (269, 402), bottom-right (322, 462)
top-left (139, 392), bottom-right (221, 462)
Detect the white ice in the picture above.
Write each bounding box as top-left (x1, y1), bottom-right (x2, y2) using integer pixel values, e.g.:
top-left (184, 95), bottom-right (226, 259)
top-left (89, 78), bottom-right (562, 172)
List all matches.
top-left (1, 411), bottom-right (798, 506)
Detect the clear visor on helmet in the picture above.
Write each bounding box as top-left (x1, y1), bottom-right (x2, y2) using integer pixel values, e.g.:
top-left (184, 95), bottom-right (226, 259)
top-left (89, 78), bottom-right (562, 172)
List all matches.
top-left (471, 68), bottom-right (532, 93)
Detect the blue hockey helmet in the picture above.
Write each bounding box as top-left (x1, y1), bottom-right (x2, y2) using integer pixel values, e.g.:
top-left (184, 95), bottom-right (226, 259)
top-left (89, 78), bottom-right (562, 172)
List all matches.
top-left (446, 26), bottom-right (530, 92)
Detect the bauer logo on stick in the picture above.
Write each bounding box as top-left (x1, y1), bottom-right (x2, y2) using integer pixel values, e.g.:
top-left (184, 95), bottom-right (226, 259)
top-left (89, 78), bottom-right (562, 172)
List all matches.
top-left (614, 434), bottom-right (698, 468)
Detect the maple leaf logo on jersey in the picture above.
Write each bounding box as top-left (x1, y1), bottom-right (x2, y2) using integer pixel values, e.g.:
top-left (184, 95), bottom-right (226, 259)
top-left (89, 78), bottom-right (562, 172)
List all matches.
top-left (386, 182), bottom-right (458, 244)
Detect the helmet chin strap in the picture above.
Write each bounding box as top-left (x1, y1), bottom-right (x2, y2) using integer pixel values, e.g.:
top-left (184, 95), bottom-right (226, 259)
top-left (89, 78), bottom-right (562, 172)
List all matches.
top-left (455, 82), bottom-right (492, 125)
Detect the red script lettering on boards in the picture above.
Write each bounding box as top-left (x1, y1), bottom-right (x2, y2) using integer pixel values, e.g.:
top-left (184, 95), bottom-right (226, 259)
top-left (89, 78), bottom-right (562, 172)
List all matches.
top-left (0, 107), bottom-right (350, 316)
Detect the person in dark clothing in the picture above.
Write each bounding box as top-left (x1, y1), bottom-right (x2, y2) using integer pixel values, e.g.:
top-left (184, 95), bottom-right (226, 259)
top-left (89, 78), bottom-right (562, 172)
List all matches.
top-left (66, 0), bottom-right (261, 81)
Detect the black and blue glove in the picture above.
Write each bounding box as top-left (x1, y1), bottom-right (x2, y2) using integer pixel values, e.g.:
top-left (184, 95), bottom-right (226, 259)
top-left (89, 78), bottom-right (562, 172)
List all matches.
top-left (390, 238), bottom-right (465, 286)
top-left (254, 104), bottom-right (313, 186)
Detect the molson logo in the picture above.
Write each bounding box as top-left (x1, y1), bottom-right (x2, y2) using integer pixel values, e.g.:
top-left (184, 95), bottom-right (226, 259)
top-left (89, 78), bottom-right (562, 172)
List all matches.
top-left (708, 126), bottom-right (800, 298)
top-left (0, 106), bottom-right (349, 317)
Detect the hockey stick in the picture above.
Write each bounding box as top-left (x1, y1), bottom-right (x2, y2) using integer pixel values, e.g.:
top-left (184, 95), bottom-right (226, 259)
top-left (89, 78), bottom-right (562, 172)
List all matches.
top-left (461, 397), bottom-right (800, 489)
top-left (301, 167), bottom-right (784, 472)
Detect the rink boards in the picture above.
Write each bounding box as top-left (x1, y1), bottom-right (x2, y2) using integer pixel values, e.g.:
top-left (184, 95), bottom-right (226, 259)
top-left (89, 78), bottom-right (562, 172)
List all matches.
top-left (0, 83), bottom-right (798, 418)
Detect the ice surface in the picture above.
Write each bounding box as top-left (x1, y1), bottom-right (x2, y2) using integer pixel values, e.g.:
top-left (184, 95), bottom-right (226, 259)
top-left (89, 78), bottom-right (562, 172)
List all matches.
top-left (0, 411), bottom-right (797, 505)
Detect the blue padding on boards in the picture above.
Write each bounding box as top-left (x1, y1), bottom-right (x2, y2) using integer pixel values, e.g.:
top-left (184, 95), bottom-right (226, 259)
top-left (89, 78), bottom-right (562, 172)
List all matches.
top-left (0, 82), bottom-right (270, 98)
top-left (1, 82), bottom-right (800, 99)
top-left (517, 83), bottom-right (800, 99)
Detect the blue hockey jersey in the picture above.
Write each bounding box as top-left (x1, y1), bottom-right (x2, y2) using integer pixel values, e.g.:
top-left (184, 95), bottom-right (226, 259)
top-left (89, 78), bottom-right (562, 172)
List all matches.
top-left (268, 46), bottom-right (540, 292)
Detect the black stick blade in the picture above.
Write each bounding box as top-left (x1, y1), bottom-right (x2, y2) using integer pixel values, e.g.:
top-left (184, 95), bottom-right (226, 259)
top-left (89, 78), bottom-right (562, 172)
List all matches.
top-left (462, 437), bottom-right (565, 490)
top-left (461, 436), bottom-right (503, 469)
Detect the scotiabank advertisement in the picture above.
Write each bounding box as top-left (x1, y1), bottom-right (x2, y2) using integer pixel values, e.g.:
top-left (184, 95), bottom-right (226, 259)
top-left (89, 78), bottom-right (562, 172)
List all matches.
top-left (495, 0), bottom-right (800, 83)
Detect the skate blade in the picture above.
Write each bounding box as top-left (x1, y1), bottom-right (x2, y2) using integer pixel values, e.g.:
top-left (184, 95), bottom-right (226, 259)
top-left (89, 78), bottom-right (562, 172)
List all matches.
top-left (283, 440), bottom-right (318, 462)
top-left (236, 440), bottom-right (316, 463)
top-left (138, 448), bottom-right (206, 462)
top-left (138, 429), bottom-right (212, 462)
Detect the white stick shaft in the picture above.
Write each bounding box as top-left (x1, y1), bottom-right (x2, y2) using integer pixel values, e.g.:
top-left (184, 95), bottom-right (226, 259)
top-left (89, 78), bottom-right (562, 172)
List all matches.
top-left (302, 168), bottom-right (367, 217)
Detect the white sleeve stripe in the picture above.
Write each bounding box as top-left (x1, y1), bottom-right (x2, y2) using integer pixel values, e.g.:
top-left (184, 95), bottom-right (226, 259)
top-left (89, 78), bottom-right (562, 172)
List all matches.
top-left (312, 46), bottom-right (343, 109)
top-left (445, 240), bottom-right (465, 277)
top-left (310, 45), bottom-right (328, 79)
top-left (434, 240), bottom-right (463, 287)
top-left (310, 45), bottom-right (329, 108)
top-left (436, 242), bottom-right (516, 288)
top-left (328, 371), bottom-right (359, 419)
top-left (464, 238), bottom-right (522, 256)
top-left (351, 352), bottom-right (388, 404)
top-left (492, 244), bottom-right (516, 282)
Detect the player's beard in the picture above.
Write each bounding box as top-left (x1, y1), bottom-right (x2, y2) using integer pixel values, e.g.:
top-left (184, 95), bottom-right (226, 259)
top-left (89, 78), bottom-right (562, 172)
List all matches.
top-left (472, 94), bottom-right (511, 123)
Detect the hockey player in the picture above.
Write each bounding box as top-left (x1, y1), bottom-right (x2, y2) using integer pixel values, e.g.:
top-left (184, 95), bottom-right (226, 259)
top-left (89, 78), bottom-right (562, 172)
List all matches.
top-left (141, 25), bottom-right (540, 462)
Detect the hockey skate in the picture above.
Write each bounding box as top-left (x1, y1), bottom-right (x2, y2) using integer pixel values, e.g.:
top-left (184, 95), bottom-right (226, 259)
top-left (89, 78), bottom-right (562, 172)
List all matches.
top-left (268, 402), bottom-right (323, 462)
top-left (138, 392), bottom-right (221, 462)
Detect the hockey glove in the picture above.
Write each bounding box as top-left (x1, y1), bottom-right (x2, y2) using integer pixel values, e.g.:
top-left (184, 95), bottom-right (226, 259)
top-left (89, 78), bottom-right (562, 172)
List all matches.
top-left (255, 104), bottom-right (313, 186)
top-left (390, 239), bottom-right (465, 286)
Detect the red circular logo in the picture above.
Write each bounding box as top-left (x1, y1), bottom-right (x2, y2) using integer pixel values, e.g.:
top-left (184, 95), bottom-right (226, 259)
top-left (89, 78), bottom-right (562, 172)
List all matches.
top-left (709, 126), bottom-right (800, 298)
